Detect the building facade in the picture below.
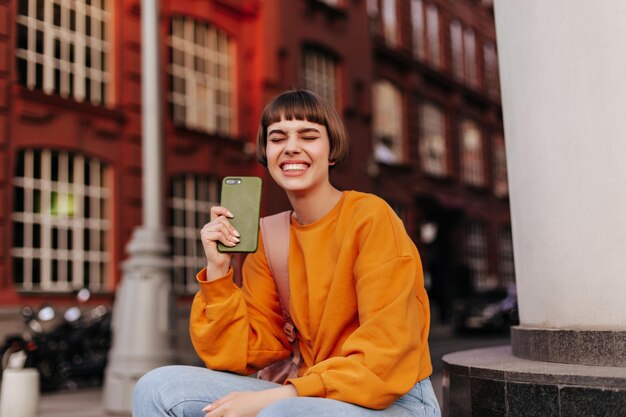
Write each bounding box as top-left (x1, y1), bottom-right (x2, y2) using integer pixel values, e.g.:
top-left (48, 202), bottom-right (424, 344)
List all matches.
top-left (0, 0), bottom-right (511, 330)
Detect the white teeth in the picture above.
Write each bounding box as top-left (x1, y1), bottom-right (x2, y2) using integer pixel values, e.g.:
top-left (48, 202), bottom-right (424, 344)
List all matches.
top-left (282, 163), bottom-right (308, 171)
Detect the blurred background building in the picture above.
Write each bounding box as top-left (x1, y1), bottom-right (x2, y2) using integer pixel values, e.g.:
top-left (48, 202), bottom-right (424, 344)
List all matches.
top-left (0, 0), bottom-right (511, 354)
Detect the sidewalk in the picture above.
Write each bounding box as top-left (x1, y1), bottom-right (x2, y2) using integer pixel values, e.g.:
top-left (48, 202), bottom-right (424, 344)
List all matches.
top-left (39, 388), bottom-right (114, 417)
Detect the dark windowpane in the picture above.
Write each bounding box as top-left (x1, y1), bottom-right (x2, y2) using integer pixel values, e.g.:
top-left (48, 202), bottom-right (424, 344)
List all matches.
top-left (69, 43), bottom-right (75, 63)
top-left (100, 82), bottom-right (106, 104)
top-left (33, 152), bottom-right (41, 178)
top-left (68, 260), bottom-right (73, 283)
top-left (85, 46), bottom-right (92, 68)
top-left (35, 30), bottom-right (44, 54)
top-left (14, 187), bottom-right (25, 212)
top-left (13, 257), bottom-right (24, 285)
top-left (84, 160), bottom-right (91, 184)
top-left (51, 151), bottom-right (59, 181)
top-left (68, 154), bottom-right (74, 182)
top-left (99, 230), bottom-right (105, 251)
top-left (69, 72), bottom-right (74, 96)
top-left (13, 222), bottom-right (24, 247)
top-left (54, 38), bottom-right (61, 59)
top-left (36, 0), bottom-right (44, 20)
top-left (18, 0), bottom-right (28, 16)
top-left (100, 50), bottom-right (106, 71)
top-left (52, 259), bottom-right (58, 282)
top-left (17, 24), bottom-right (28, 50)
top-left (100, 164), bottom-right (106, 187)
top-left (83, 261), bottom-right (90, 287)
top-left (53, 3), bottom-right (61, 26)
top-left (101, 20), bottom-right (106, 39)
top-left (83, 229), bottom-right (90, 250)
top-left (86, 15), bottom-right (92, 36)
top-left (33, 258), bottom-right (41, 284)
top-left (84, 195), bottom-right (91, 219)
top-left (70, 9), bottom-right (76, 31)
top-left (53, 69), bottom-right (61, 95)
top-left (33, 189), bottom-right (41, 213)
top-left (33, 224), bottom-right (41, 248)
top-left (52, 227), bottom-right (59, 249)
top-left (35, 63), bottom-right (44, 89)
top-left (68, 229), bottom-right (73, 250)
top-left (17, 58), bottom-right (27, 86)
top-left (85, 78), bottom-right (92, 102)
top-left (99, 198), bottom-right (106, 220)
top-left (86, 0), bottom-right (92, 6)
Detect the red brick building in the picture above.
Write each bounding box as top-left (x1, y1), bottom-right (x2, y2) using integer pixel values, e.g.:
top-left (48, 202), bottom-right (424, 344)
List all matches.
top-left (0, 0), bottom-right (511, 326)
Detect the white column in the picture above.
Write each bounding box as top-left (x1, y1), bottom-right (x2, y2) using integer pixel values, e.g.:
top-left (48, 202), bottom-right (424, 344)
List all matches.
top-left (103, 0), bottom-right (175, 413)
top-left (494, 0), bottom-right (626, 330)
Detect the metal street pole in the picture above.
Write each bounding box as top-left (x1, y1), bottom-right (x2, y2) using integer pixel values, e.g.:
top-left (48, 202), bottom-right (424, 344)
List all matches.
top-left (103, 0), bottom-right (175, 413)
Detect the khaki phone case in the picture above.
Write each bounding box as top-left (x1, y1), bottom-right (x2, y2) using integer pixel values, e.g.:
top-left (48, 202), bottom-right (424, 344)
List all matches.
top-left (217, 176), bottom-right (262, 253)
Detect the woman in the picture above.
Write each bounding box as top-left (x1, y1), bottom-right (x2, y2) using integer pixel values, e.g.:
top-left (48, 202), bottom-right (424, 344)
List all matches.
top-left (133, 90), bottom-right (441, 417)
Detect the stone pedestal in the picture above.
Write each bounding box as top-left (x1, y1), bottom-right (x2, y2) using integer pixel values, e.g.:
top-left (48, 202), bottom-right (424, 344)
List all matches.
top-left (443, 1), bottom-right (626, 415)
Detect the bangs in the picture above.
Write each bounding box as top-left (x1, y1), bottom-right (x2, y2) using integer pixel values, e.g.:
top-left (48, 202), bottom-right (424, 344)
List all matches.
top-left (261, 90), bottom-right (328, 127)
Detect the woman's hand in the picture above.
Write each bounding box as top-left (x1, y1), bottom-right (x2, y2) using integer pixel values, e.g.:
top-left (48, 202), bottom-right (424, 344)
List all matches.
top-left (202, 386), bottom-right (297, 417)
top-left (200, 206), bottom-right (240, 280)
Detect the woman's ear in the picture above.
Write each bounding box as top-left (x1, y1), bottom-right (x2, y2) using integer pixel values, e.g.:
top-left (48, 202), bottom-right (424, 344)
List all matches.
top-left (328, 160), bottom-right (336, 166)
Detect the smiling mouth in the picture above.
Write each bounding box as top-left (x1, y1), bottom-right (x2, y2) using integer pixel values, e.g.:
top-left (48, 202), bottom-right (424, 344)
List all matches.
top-left (281, 163), bottom-right (309, 172)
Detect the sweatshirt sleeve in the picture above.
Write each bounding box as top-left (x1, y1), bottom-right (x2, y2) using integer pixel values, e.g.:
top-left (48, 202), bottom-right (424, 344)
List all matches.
top-left (189, 233), bottom-right (292, 374)
top-left (288, 200), bottom-right (431, 409)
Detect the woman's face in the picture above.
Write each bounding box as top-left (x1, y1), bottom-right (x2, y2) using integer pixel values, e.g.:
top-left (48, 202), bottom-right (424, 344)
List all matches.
top-left (265, 117), bottom-right (334, 196)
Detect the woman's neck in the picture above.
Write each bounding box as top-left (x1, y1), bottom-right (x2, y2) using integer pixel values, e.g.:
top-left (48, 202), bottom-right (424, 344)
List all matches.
top-left (286, 184), bottom-right (343, 225)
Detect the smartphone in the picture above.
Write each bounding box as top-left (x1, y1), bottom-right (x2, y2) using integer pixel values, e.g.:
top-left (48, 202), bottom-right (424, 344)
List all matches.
top-left (217, 176), bottom-right (262, 253)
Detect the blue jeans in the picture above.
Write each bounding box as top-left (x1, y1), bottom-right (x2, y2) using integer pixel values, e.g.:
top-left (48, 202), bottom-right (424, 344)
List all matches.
top-left (132, 365), bottom-right (441, 417)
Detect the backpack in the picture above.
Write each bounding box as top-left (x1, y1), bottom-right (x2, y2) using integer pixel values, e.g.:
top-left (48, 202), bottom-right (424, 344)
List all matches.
top-left (256, 211), bottom-right (302, 384)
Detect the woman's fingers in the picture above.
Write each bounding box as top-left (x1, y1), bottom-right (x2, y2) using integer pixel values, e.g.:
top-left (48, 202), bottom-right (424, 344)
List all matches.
top-left (201, 217), bottom-right (240, 247)
top-left (210, 205), bottom-right (234, 221)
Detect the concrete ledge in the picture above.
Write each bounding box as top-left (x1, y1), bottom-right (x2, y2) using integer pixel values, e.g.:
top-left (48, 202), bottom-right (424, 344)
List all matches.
top-left (442, 345), bottom-right (626, 417)
top-left (512, 326), bottom-right (626, 367)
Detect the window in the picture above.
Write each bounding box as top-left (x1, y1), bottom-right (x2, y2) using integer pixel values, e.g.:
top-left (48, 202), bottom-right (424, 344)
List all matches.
top-left (373, 80), bottom-right (404, 164)
top-left (499, 226), bottom-right (515, 286)
top-left (460, 119), bottom-right (484, 186)
top-left (170, 175), bottom-right (219, 293)
top-left (484, 42), bottom-right (500, 97)
top-left (411, 0), bottom-right (426, 60)
top-left (426, 4), bottom-right (441, 68)
top-left (419, 103), bottom-right (447, 177)
top-left (169, 16), bottom-right (235, 136)
top-left (493, 134), bottom-right (508, 197)
top-left (381, 0), bottom-right (398, 47)
top-left (463, 28), bottom-right (478, 88)
top-left (12, 149), bottom-right (111, 292)
top-left (450, 20), bottom-right (464, 80)
top-left (465, 220), bottom-right (489, 291)
top-left (16, 0), bottom-right (112, 105)
top-left (303, 48), bottom-right (339, 108)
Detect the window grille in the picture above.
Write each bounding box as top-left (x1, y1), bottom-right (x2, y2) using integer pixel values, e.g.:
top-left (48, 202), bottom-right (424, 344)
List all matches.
top-left (373, 80), bottom-right (404, 164)
top-left (169, 16), bottom-right (234, 136)
top-left (419, 103), bottom-right (447, 177)
top-left (460, 119), bottom-right (485, 186)
top-left (12, 149), bottom-right (111, 292)
top-left (465, 220), bottom-right (489, 291)
top-left (16, 0), bottom-right (111, 106)
top-left (499, 226), bottom-right (515, 286)
top-left (169, 175), bottom-right (219, 294)
top-left (303, 48), bottom-right (338, 107)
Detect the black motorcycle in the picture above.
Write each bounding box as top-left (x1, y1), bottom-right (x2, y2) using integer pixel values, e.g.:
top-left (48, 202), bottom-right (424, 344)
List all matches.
top-left (0, 290), bottom-right (112, 391)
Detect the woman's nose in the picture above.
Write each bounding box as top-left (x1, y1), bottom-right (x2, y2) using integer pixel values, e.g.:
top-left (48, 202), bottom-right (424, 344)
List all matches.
top-left (283, 136), bottom-right (301, 154)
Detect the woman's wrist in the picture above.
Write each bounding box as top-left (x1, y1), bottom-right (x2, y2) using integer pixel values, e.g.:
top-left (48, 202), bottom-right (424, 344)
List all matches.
top-left (204, 264), bottom-right (230, 281)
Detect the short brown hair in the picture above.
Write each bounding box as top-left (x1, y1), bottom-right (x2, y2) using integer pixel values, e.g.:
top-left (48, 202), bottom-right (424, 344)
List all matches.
top-left (256, 89), bottom-right (350, 166)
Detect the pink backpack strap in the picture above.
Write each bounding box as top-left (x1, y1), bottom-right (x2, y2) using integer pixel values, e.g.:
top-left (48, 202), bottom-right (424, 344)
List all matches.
top-left (260, 211), bottom-right (292, 321)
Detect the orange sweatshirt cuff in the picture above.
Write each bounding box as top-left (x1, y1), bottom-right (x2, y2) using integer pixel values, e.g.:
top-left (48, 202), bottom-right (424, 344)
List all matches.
top-left (288, 374), bottom-right (326, 398)
top-left (196, 267), bottom-right (235, 303)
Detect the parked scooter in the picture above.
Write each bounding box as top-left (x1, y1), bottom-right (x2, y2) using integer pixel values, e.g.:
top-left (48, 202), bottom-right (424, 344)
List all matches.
top-left (0, 289), bottom-right (112, 391)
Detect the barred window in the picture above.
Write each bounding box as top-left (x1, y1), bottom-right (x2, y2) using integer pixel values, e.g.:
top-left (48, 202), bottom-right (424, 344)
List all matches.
top-left (493, 134), bottom-right (508, 197)
top-left (484, 42), bottom-right (500, 97)
top-left (411, 0), bottom-right (425, 60)
top-left (426, 4), bottom-right (441, 68)
top-left (373, 80), bottom-right (404, 164)
top-left (12, 149), bottom-right (111, 292)
top-left (16, 0), bottom-right (112, 106)
top-left (303, 48), bottom-right (338, 108)
top-left (169, 16), bottom-right (235, 136)
top-left (170, 175), bottom-right (219, 294)
top-left (499, 226), bottom-right (515, 286)
top-left (419, 103), bottom-right (447, 177)
top-left (460, 119), bottom-right (485, 186)
top-left (382, 0), bottom-right (398, 47)
top-left (465, 220), bottom-right (489, 291)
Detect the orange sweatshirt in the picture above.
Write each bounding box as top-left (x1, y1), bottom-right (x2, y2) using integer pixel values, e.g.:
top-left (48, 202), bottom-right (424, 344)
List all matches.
top-left (190, 191), bottom-right (433, 409)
